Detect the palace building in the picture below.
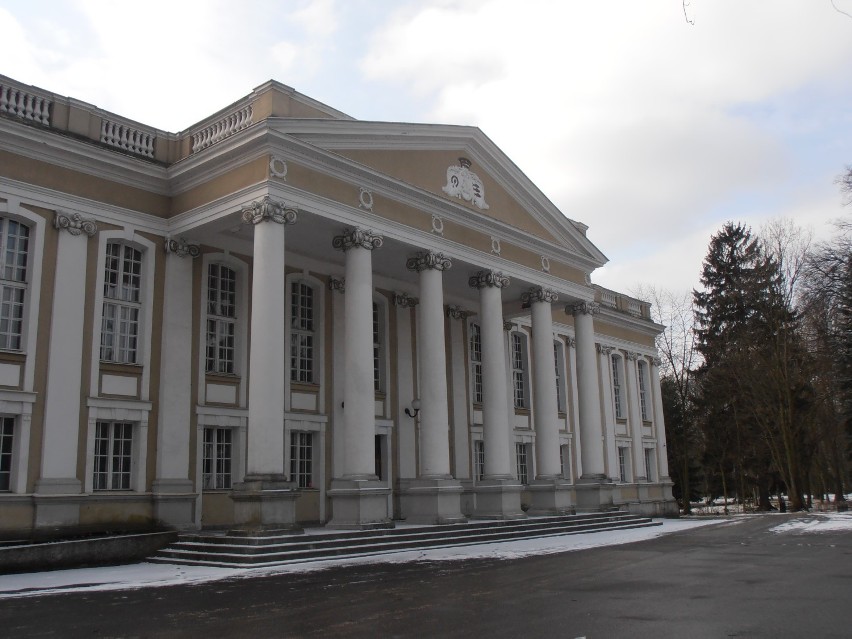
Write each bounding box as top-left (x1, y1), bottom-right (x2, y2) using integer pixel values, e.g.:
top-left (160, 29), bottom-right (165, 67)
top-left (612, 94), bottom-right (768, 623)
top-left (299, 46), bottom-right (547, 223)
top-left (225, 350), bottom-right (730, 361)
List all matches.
top-left (0, 73), bottom-right (676, 537)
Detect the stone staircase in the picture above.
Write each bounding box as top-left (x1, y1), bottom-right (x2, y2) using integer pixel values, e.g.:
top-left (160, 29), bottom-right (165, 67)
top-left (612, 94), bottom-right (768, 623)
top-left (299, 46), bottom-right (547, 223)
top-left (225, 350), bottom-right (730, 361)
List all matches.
top-left (150, 511), bottom-right (660, 568)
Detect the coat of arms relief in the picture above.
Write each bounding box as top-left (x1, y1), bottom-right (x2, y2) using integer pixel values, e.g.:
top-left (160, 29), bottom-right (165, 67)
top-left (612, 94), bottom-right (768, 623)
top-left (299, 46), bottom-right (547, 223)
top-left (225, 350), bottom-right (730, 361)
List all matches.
top-left (442, 157), bottom-right (489, 210)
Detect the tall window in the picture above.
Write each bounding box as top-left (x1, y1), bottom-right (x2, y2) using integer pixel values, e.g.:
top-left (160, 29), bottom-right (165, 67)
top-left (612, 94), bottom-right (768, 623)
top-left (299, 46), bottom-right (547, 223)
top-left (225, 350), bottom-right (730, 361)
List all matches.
top-left (617, 446), bottom-right (629, 483)
top-left (0, 417), bottom-right (13, 491)
top-left (373, 301), bottom-right (385, 393)
top-left (644, 448), bottom-right (655, 482)
top-left (202, 427), bottom-right (232, 489)
top-left (290, 281), bottom-right (315, 383)
top-left (290, 431), bottom-right (313, 488)
top-left (0, 218), bottom-right (29, 351)
top-left (612, 355), bottom-right (625, 419)
top-left (101, 242), bottom-right (142, 364)
top-left (515, 442), bottom-right (529, 484)
top-left (474, 440), bottom-right (485, 481)
top-left (93, 421), bottom-right (133, 490)
top-left (554, 341), bottom-right (567, 413)
top-left (470, 323), bottom-right (483, 404)
top-left (511, 332), bottom-right (528, 409)
top-left (638, 360), bottom-right (649, 421)
top-left (560, 444), bottom-right (571, 480)
top-left (206, 264), bottom-right (236, 374)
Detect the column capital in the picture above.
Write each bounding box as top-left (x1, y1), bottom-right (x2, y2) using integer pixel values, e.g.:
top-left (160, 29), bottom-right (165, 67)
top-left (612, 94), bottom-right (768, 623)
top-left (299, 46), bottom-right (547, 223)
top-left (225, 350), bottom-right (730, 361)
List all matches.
top-left (521, 286), bottom-right (558, 305)
top-left (626, 351), bottom-right (640, 362)
top-left (164, 236), bottom-right (200, 258)
top-left (406, 250), bottom-right (452, 272)
top-left (392, 292), bottom-right (419, 307)
top-left (503, 321), bottom-right (515, 332)
top-left (468, 270), bottom-right (509, 289)
top-left (651, 356), bottom-right (663, 367)
top-left (53, 211), bottom-right (97, 237)
top-left (240, 196), bottom-right (298, 226)
top-left (566, 336), bottom-right (576, 348)
top-left (332, 228), bottom-right (383, 251)
top-left (328, 276), bottom-right (346, 293)
top-left (446, 305), bottom-right (475, 320)
top-left (596, 343), bottom-right (614, 355)
top-left (567, 300), bottom-right (600, 316)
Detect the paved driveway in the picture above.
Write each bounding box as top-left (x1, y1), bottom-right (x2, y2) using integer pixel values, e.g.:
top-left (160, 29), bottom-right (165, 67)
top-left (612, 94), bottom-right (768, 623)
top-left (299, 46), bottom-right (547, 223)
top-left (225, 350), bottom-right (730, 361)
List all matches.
top-left (1, 514), bottom-right (849, 638)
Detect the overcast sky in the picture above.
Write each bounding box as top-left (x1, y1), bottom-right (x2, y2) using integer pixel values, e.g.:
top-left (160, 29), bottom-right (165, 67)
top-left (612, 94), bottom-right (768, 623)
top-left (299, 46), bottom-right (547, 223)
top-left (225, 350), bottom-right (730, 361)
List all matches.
top-left (2, 0), bottom-right (851, 296)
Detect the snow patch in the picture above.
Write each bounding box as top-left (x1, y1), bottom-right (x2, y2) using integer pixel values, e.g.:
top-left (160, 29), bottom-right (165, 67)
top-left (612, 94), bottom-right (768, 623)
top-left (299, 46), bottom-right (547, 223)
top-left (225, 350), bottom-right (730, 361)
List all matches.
top-left (770, 512), bottom-right (852, 535)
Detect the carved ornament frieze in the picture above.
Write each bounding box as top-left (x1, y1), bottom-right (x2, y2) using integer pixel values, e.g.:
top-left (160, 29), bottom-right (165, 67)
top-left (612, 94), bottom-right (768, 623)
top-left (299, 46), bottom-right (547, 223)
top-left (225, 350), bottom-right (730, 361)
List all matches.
top-left (442, 157), bottom-right (489, 210)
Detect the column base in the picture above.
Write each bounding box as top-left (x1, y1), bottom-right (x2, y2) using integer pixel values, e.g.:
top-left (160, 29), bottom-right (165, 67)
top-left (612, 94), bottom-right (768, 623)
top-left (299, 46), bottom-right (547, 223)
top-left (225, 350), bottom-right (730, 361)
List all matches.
top-left (33, 478), bottom-right (83, 530)
top-left (574, 476), bottom-right (615, 512)
top-left (526, 478), bottom-right (576, 515)
top-left (472, 478), bottom-right (526, 520)
top-left (152, 479), bottom-right (197, 530)
top-left (327, 477), bottom-right (394, 529)
top-left (399, 477), bottom-right (466, 525)
top-left (229, 474), bottom-right (301, 533)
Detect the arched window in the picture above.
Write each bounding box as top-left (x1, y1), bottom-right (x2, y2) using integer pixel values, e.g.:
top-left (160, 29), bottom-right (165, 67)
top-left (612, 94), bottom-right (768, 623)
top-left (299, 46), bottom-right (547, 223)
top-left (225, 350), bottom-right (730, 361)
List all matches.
top-left (469, 322), bottom-right (483, 405)
top-left (0, 217), bottom-right (30, 351)
top-left (206, 263), bottom-right (236, 374)
top-left (100, 241), bottom-right (142, 364)
top-left (611, 354), bottom-right (625, 419)
top-left (290, 280), bottom-right (316, 383)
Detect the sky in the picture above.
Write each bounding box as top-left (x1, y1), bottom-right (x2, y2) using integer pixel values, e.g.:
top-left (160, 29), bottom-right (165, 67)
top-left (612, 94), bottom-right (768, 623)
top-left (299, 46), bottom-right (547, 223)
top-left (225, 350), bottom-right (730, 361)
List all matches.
top-left (2, 0), bottom-right (851, 296)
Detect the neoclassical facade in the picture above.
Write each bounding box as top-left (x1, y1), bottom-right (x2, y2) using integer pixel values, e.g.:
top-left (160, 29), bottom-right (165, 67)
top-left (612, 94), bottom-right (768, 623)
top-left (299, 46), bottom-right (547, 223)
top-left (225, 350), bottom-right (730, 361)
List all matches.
top-left (0, 74), bottom-right (675, 537)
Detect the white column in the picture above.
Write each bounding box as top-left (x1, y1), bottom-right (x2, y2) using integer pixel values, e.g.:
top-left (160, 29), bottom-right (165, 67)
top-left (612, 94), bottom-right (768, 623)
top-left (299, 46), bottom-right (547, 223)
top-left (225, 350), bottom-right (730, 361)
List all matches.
top-left (153, 238), bottom-right (198, 526)
top-left (470, 270), bottom-right (513, 479)
top-left (38, 213), bottom-right (97, 494)
top-left (407, 251), bottom-right (453, 478)
top-left (570, 301), bottom-right (606, 478)
top-left (597, 345), bottom-right (619, 481)
top-left (393, 293), bottom-right (418, 479)
top-left (524, 287), bottom-right (561, 479)
top-left (333, 228), bottom-right (383, 478)
top-left (242, 198), bottom-right (297, 477)
top-left (625, 352), bottom-right (646, 481)
top-left (447, 306), bottom-right (473, 479)
top-left (650, 356), bottom-right (671, 479)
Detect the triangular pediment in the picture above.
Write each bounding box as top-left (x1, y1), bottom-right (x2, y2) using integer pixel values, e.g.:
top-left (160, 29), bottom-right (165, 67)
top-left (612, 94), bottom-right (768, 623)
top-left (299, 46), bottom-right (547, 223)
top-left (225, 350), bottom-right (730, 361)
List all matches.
top-left (275, 120), bottom-right (608, 271)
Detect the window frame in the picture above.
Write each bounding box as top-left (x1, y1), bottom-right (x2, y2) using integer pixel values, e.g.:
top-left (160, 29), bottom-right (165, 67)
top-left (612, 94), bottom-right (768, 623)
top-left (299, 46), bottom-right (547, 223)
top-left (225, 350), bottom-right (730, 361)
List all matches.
top-left (637, 359), bottom-right (650, 422)
top-left (469, 321), bottom-right (483, 406)
top-left (644, 447), bottom-right (656, 482)
top-left (205, 263), bottom-right (237, 375)
top-left (92, 420), bottom-right (134, 491)
top-left (289, 279), bottom-right (317, 384)
top-left (0, 217), bottom-right (30, 352)
top-left (554, 339), bottom-right (567, 414)
top-left (611, 354), bottom-right (625, 420)
top-left (100, 241), bottom-right (143, 365)
top-left (289, 430), bottom-right (314, 488)
top-left (473, 439), bottom-right (485, 481)
top-left (510, 331), bottom-right (530, 410)
top-left (617, 445), bottom-right (629, 483)
top-left (0, 416), bottom-right (14, 491)
top-left (202, 426), bottom-right (233, 490)
top-left (515, 442), bottom-right (529, 485)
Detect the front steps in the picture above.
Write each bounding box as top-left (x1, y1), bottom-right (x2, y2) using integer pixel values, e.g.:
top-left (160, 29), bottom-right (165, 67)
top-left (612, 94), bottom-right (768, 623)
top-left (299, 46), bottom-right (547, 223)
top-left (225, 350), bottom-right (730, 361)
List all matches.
top-left (150, 511), bottom-right (660, 568)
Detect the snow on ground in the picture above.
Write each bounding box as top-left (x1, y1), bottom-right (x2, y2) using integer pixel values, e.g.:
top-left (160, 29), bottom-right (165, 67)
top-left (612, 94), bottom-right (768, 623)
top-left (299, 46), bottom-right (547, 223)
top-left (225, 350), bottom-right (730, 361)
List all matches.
top-left (769, 512), bottom-right (852, 535)
top-left (0, 518), bottom-right (720, 600)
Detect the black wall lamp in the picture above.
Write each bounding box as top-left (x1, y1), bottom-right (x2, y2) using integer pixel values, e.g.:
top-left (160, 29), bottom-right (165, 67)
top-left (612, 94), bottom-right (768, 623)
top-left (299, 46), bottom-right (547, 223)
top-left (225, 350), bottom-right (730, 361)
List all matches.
top-left (405, 399), bottom-right (421, 419)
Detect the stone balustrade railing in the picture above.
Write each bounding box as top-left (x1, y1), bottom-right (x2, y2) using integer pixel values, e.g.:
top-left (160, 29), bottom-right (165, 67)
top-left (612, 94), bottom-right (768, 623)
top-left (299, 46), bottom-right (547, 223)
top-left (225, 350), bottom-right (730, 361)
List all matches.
top-left (627, 300), bottom-right (641, 316)
top-left (594, 285), bottom-right (651, 320)
top-left (600, 290), bottom-right (618, 308)
top-left (191, 105), bottom-right (253, 153)
top-left (0, 83), bottom-right (51, 125)
top-left (100, 119), bottom-right (155, 158)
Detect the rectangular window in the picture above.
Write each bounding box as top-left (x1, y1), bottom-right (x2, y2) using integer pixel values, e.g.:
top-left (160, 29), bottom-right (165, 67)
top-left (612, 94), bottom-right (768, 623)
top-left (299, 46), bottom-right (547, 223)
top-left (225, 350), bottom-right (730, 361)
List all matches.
top-left (206, 264), bottom-right (237, 374)
top-left (290, 282), bottom-right (315, 383)
top-left (474, 439), bottom-right (485, 481)
top-left (470, 323), bottom-right (483, 404)
top-left (373, 302), bottom-right (384, 392)
top-left (101, 242), bottom-right (142, 364)
top-left (512, 333), bottom-right (527, 409)
top-left (638, 361), bottom-right (649, 421)
top-left (612, 355), bottom-right (624, 420)
top-left (617, 446), bottom-right (628, 483)
top-left (93, 421), bottom-right (133, 490)
top-left (516, 443), bottom-right (529, 484)
top-left (644, 448), bottom-right (655, 482)
top-left (0, 417), bottom-right (13, 491)
top-left (202, 427), bottom-right (232, 489)
top-left (560, 444), bottom-right (571, 480)
top-left (0, 218), bottom-right (29, 351)
top-left (554, 341), bottom-right (566, 413)
top-left (290, 431), bottom-right (313, 488)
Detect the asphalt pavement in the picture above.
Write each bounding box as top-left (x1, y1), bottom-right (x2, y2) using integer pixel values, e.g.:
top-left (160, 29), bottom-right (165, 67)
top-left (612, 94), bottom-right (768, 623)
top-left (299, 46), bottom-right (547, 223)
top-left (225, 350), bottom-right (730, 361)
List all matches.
top-left (1, 514), bottom-right (849, 638)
